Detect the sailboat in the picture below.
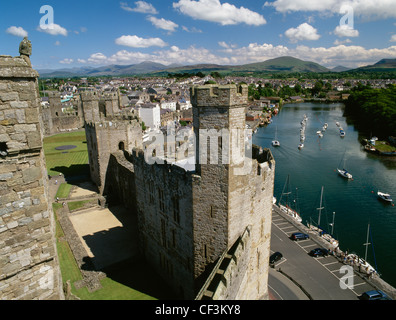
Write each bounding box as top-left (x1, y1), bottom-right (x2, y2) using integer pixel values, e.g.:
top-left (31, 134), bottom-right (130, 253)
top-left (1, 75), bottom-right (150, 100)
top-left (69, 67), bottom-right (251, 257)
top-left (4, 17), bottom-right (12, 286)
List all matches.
top-left (377, 191), bottom-right (393, 203)
top-left (346, 224), bottom-right (378, 276)
top-left (337, 152), bottom-right (353, 179)
top-left (308, 186), bottom-right (339, 247)
top-left (272, 126), bottom-right (280, 147)
top-left (278, 175), bottom-right (302, 223)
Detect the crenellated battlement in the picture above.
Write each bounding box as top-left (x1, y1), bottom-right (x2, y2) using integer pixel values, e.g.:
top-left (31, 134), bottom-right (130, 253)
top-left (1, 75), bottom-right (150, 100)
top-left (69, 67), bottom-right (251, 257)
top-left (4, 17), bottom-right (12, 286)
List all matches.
top-left (190, 84), bottom-right (248, 108)
top-left (80, 90), bottom-right (100, 101)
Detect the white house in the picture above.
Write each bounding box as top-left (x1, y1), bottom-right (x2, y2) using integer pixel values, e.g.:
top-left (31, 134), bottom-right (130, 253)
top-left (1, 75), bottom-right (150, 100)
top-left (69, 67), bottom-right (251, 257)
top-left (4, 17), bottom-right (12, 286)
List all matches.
top-left (160, 100), bottom-right (177, 111)
top-left (139, 103), bottom-right (161, 129)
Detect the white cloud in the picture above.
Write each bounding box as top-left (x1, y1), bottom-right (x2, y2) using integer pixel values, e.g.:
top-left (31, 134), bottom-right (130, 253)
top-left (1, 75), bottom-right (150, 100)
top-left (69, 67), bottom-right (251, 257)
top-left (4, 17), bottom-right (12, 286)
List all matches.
top-left (285, 23), bottom-right (320, 43)
top-left (6, 26), bottom-right (28, 37)
top-left (334, 25), bottom-right (359, 37)
top-left (391, 35), bottom-right (396, 42)
top-left (77, 59), bottom-right (87, 63)
top-left (37, 23), bottom-right (68, 36)
top-left (265, 0), bottom-right (396, 20)
top-left (59, 58), bottom-right (74, 64)
top-left (115, 35), bottom-right (167, 48)
top-left (173, 0), bottom-right (266, 26)
top-left (121, 1), bottom-right (158, 14)
top-left (87, 53), bottom-right (108, 64)
top-left (182, 26), bottom-right (202, 33)
top-left (81, 41), bottom-right (396, 69)
top-left (333, 38), bottom-right (352, 45)
top-left (147, 16), bottom-right (178, 32)
top-left (214, 41), bottom-right (396, 68)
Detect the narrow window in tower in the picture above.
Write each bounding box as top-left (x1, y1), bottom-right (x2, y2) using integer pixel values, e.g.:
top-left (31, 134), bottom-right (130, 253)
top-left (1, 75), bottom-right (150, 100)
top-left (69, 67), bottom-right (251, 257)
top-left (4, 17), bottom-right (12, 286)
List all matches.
top-left (207, 136), bottom-right (211, 164)
top-left (204, 244), bottom-right (208, 259)
top-left (149, 180), bottom-right (154, 204)
top-left (218, 136), bottom-right (222, 163)
top-left (161, 218), bottom-right (167, 248)
top-left (159, 188), bottom-right (165, 213)
top-left (172, 229), bottom-right (176, 248)
top-left (210, 205), bottom-right (214, 218)
top-left (173, 196), bottom-right (180, 224)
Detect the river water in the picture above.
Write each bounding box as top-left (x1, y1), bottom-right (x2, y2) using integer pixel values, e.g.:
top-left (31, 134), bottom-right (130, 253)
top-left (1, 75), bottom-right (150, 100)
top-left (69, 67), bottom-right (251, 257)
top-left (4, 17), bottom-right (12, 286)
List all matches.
top-left (253, 102), bottom-right (396, 288)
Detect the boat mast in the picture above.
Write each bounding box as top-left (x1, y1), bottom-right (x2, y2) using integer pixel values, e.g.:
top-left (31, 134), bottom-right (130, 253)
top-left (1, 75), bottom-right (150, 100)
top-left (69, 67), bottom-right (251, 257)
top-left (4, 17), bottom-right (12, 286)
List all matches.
top-left (363, 223), bottom-right (371, 261)
top-left (280, 175), bottom-right (291, 206)
top-left (329, 211), bottom-right (335, 235)
top-left (317, 186), bottom-right (324, 226)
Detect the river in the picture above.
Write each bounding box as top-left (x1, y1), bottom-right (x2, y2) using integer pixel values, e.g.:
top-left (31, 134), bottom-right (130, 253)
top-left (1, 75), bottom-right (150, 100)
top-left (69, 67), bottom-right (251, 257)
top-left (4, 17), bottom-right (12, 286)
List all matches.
top-left (253, 102), bottom-right (396, 288)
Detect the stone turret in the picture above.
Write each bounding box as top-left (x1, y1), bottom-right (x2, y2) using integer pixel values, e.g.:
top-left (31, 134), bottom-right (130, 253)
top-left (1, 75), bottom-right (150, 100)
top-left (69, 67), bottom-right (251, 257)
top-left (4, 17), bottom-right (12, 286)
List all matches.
top-left (190, 84), bottom-right (274, 299)
top-left (0, 49), bottom-right (63, 299)
top-left (80, 90), bottom-right (100, 123)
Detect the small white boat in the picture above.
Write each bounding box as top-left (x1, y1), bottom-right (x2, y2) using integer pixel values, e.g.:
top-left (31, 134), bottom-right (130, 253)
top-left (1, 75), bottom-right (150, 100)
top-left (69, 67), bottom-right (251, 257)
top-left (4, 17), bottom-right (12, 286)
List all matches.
top-left (298, 143), bottom-right (304, 149)
top-left (340, 130), bottom-right (345, 137)
top-left (337, 168), bottom-right (352, 179)
top-left (272, 126), bottom-right (280, 147)
top-left (378, 191), bottom-right (393, 202)
top-left (337, 168), bottom-right (353, 179)
top-left (280, 204), bottom-right (302, 223)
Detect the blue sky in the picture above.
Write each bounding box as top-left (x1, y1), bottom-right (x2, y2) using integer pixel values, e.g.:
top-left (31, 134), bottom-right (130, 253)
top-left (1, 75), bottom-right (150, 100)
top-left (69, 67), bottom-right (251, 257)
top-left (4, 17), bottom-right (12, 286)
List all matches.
top-left (1, 0), bottom-right (396, 70)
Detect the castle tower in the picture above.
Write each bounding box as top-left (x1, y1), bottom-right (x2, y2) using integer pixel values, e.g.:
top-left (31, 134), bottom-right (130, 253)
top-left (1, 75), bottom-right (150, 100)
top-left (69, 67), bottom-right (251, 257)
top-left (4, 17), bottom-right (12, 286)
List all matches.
top-left (0, 53), bottom-right (63, 299)
top-left (85, 119), bottom-right (143, 194)
top-left (47, 91), bottom-right (63, 118)
top-left (191, 84), bottom-right (274, 299)
top-left (101, 90), bottom-right (120, 117)
top-left (80, 91), bottom-right (100, 123)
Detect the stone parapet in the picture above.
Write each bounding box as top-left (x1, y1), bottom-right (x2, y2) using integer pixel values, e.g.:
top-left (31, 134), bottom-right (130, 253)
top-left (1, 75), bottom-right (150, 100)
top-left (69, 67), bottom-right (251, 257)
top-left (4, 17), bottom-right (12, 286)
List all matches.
top-left (0, 54), bottom-right (63, 300)
top-left (190, 84), bottom-right (248, 108)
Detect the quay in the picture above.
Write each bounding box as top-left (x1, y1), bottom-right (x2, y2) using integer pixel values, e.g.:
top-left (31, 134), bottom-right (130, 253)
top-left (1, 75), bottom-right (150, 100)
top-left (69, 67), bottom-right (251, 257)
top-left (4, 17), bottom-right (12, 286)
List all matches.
top-left (270, 203), bottom-right (396, 300)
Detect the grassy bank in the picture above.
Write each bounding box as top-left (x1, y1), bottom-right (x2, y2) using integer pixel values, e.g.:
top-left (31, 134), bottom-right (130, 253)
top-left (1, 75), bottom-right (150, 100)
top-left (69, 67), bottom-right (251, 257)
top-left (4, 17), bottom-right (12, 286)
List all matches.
top-left (43, 130), bottom-right (89, 177)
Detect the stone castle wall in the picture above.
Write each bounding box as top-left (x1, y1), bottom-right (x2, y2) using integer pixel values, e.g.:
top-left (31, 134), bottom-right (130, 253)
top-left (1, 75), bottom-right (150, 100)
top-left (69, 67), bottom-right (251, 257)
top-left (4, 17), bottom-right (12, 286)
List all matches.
top-left (84, 119), bottom-right (142, 194)
top-left (41, 92), bottom-right (83, 136)
top-left (131, 149), bottom-right (196, 299)
top-left (0, 55), bottom-right (63, 300)
top-left (84, 84), bottom-right (275, 300)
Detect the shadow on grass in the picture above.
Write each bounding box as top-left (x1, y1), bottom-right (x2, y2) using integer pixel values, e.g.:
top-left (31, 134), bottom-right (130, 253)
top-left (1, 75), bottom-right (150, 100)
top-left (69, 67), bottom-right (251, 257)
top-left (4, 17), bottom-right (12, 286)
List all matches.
top-left (50, 164), bottom-right (90, 182)
top-left (100, 254), bottom-right (178, 300)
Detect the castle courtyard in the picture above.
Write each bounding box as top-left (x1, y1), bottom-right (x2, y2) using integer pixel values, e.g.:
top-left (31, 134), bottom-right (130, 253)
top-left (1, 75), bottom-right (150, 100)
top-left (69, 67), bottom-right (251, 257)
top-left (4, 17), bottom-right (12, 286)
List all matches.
top-left (68, 205), bottom-right (139, 270)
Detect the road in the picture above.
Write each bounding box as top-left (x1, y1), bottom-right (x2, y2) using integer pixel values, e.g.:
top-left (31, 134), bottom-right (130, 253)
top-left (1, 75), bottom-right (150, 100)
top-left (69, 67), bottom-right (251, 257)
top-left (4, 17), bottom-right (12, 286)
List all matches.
top-left (269, 205), bottom-right (377, 300)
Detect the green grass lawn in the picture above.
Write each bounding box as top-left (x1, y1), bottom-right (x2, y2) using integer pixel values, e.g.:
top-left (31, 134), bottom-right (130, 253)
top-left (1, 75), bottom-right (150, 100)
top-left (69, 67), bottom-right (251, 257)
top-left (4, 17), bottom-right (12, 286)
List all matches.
top-left (44, 130), bottom-right (89, 177)
top-left (55, 183), bottom-right (73, 199)
top-left (375, 141), bottom-right (396, 153)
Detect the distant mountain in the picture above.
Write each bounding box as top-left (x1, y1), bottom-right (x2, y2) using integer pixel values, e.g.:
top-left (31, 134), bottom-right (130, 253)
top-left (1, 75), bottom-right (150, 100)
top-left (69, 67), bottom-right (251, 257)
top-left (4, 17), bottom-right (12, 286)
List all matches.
top-left (40, 56), bottom-right (396, 78)
top-left (331, 65), bottom-right (351, 72)
top-left (349, 59), bottom-right (396, 72)
top-left (162, 56), bottom-right (330, 74)
top-left (38, 61), bottom-right (170, 77)
top-left (230, 56), bottom-right (330, 73)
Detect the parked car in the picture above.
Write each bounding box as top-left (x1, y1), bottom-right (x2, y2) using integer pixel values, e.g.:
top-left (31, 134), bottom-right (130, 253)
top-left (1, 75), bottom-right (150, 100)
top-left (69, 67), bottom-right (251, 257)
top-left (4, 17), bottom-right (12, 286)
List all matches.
top-left (290, 232), bottom-right (309, 241)
top-left (269, 252), bottom-right (283, 265)
top-left (359, 290), bottom-right (392, 300)
top-left (309, 248), bottom-right (329, 257)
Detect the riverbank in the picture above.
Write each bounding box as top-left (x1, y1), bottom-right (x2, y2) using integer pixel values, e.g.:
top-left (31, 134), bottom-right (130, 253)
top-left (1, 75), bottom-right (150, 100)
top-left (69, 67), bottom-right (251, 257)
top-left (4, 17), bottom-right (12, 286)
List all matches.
top-left (361, 138), bottom-right (396, 156)
top-left (253, 102), bottom-right (396, 289)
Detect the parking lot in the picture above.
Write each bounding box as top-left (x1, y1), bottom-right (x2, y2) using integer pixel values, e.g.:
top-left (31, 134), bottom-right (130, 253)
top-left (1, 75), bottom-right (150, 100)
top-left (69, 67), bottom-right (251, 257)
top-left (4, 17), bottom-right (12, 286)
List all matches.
top-left (270, 206), bottom-right (377, 300)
